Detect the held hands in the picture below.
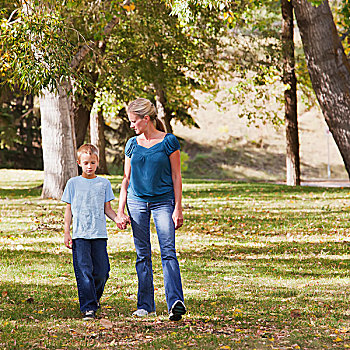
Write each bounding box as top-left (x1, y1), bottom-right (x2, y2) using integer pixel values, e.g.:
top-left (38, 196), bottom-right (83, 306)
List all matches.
top-left (116, 211), bottom-right (131, 230)
top-left (64, 232), bottom-right (72, 249)
top-left (172, 207), bottom-right (183, 230)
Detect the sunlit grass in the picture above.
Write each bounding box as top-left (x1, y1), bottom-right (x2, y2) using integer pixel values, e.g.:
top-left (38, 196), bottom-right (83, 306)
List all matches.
top-left (0, 170), bottom-right (349, 349)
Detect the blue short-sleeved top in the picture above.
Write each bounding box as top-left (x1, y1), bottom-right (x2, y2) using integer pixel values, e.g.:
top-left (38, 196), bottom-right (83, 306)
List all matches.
top-left (125, 133), bottom-right (180, 202)
top-left (61, 176), bottom-right (115, 239)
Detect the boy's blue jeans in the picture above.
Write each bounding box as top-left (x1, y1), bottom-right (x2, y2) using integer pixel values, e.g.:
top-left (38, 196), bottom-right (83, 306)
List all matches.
top-left (127, 198), bottom-right (185, 313)
top-left (72, 238), bottom-right (110, 313)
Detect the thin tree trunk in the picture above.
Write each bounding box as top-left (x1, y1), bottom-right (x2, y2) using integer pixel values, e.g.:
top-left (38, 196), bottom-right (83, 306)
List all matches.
top-left (292, 0), bottom-right (350, 177)
top-left (90, 106), bottom-right (108, 174)
top-left (74, 77), bottom-right (98, 148)
top-left (282, 0), bottom-right (300, 186)
top-left (40, 81), bottom-right (78, 199)
top-left (155, 84), bottom-right (173, 133)
top-left (154, 52), bottom-right (173, 133)
top-left (74, 103), bottom-right (91, 148)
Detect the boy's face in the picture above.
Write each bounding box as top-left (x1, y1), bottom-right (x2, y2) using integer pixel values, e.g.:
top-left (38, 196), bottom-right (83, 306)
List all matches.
top-left (78, 153), bottom-right (99, 178)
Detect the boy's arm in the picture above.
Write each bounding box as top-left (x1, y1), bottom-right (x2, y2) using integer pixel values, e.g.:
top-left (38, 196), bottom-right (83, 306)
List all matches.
top-left (64, 204), bottom-right (73, 249)
top-left (104, 201), bottom-right (118, 223)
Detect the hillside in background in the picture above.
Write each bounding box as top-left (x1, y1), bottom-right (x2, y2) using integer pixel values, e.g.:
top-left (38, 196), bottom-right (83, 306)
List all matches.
top-left (172, 92), bottom-right (348, 182)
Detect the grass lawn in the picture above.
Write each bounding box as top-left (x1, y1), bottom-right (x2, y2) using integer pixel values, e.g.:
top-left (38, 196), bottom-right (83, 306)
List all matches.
top-left (0, 169), bottom-right (349, 349)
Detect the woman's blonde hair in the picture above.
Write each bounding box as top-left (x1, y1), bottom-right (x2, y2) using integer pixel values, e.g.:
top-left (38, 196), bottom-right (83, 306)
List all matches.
top-left (127, 98), bottom-right (166, 132)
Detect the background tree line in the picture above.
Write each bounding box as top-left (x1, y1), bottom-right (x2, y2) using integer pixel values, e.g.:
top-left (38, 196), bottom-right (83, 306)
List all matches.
top-left (1, 0), bottom-right (350, 197)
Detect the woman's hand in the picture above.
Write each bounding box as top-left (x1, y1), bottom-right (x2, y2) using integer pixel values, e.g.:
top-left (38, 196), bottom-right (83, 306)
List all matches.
top-left (116, 211), bottom-right (131, 230)
top-left (172, 207), bottom-right (183, 230)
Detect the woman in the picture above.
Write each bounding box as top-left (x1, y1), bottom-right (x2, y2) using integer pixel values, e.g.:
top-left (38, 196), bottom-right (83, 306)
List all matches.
top-left (116, 98), bottom-right (186, 321)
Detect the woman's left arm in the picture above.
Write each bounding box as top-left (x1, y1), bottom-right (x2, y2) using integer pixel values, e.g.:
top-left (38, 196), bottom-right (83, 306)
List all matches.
top-left (170, 150), bottom-right (183, 230)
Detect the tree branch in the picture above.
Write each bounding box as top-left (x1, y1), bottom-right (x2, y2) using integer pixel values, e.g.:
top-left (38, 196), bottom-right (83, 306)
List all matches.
top-left (21, 108), bottom-right (34, 118)
top-left (70, 15), bottom-right (119, 70)
top-left (7, 9), bottom-right (19, 23)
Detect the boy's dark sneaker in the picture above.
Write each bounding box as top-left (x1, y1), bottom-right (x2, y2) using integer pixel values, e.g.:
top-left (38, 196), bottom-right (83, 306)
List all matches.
top-left (169, 300), bottom-right (186, 321)
top-left (82, 310), bottom-right (95, 320)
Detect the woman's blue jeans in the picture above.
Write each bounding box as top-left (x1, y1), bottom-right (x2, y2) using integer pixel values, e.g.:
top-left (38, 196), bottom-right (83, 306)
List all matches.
top-left (127, 199), bottom-right (184, 313)
top-left (72, 238), bottom-right (110, 312)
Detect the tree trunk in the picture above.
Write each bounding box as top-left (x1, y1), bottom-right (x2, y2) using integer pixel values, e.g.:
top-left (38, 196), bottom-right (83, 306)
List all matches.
top-left (38, 16), bottom-right (119, 197)
top-left (39, 81), bottom-right (78, 199)
top-left (74, 96), bottom-right (93, 148)
top-left (282, 0), bottom-right (300, 186)
top-left (292, 0), bottom-right (350, 177)
top-left (74, 79), bottom-right (98, 148)
top-left (155, 84), bottom-right (173, 133)
top-left (23, 0), bottom-right (77, 198)
top-left (90, 106), bottom-right (108, 174)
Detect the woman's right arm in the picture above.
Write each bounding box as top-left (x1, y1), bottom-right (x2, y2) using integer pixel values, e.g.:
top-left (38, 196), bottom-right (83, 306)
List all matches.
top-left (116, 156), bottom-right (131, 229)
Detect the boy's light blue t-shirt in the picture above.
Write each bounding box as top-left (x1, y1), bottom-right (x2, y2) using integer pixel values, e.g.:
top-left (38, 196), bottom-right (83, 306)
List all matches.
top-left (61, 176), bottom-right (115, 239)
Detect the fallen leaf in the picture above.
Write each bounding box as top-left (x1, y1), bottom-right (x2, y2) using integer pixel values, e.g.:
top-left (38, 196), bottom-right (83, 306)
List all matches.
top-left (100, 318), bottom-right (113, 329)
top-left (291, 309), bottom-right (301, 318)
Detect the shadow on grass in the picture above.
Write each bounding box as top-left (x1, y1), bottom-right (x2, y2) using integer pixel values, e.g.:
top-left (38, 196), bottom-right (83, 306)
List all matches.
top-left (0, 281), bottom-right (79, 321)
top-left (0, 180), bottom-right (347, 201)
top-left (0, 187), bottom-right (42, 199)
top-left (179, 242), bottom-right (350, 279)
top-left (180, 239), bottom-right (350, 257)
top-left (182, 180), bottom-right (349, 201)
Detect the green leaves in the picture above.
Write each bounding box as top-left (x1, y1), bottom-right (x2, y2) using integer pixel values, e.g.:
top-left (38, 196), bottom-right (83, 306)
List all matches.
top-left (101, 0), bottom-right (227, 127)
top-left (0, 5), bottom-right (79, 93)
top-left (0, 0), bottom-right (123, 94)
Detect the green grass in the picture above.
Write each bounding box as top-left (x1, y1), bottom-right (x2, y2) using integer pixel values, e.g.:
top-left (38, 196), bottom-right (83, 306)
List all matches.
top-left (0, 169), bottom-right (349, 349)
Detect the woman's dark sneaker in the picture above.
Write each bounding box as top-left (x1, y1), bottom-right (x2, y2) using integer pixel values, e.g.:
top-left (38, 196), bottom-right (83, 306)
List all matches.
top-left (169, 300), bottom-right (186, 321)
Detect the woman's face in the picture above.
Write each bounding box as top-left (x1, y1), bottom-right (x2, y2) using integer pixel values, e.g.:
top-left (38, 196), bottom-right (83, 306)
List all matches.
top-left (128, 113), bottom-right (147, 134)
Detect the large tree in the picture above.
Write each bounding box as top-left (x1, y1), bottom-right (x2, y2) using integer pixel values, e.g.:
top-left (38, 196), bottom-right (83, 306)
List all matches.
top-left (170, 0), bottom-right (350, 177)
top-left (1, 1), bottom-right (120, 198)
top-left (292, 0), bottom-right (350, 177)
top-left (39, 15), bottom-right (119, 198)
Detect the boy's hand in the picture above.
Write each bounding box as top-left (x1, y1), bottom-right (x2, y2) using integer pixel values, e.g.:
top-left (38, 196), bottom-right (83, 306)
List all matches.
top-left (64, 233), bottom-right (73, 249)
top-left (116, 212), bottom-right (131, 230)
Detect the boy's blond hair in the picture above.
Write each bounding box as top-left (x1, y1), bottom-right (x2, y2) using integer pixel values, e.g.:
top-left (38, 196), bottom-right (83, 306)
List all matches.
top-left (77, 144), bottom-right (99, 162)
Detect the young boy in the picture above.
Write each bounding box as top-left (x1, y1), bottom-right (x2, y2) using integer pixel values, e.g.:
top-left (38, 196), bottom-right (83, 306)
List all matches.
top-left (62, 144), bottom-right (119, 320)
